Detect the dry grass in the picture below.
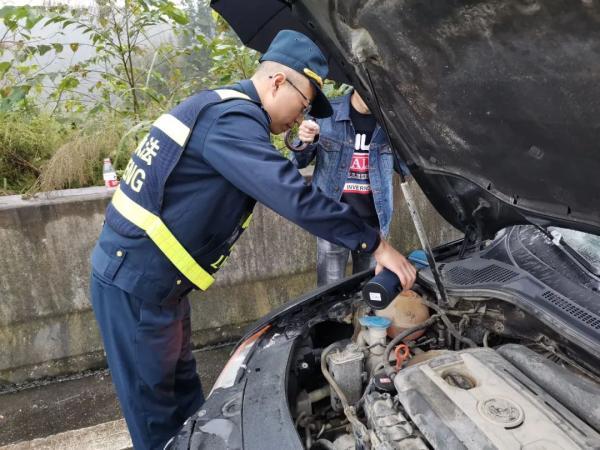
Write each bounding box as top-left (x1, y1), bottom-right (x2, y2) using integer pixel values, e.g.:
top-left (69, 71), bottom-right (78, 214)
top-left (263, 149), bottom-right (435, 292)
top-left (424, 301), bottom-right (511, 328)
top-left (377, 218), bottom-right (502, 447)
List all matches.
top-left (34, 116), bottom-right (129, 193)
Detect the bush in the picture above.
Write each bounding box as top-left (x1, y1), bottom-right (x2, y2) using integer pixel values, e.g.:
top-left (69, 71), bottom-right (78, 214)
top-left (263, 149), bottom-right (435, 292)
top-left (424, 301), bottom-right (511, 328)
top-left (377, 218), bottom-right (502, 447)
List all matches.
top-left (33, 113), bottom-right (133, 192)
top-left (0, 112), bottom-right (68, 194)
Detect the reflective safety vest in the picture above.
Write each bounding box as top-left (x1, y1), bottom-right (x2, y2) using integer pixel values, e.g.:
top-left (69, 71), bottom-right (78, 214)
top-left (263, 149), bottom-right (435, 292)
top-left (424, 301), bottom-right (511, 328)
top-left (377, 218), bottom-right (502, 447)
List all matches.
top-left (105, 89), bottom-right (257, 291)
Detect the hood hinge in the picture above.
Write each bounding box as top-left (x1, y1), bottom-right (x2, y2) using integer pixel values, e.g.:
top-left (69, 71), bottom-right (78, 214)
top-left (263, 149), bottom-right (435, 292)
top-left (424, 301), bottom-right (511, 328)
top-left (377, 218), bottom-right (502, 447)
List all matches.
top-left (459, 199), bottom-right (490, 258)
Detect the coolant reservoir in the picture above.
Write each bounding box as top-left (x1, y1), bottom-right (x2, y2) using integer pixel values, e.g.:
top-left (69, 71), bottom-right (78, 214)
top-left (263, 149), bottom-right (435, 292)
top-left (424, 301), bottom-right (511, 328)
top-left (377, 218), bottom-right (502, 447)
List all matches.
top-left (375, 290), bottom-right (430, 340)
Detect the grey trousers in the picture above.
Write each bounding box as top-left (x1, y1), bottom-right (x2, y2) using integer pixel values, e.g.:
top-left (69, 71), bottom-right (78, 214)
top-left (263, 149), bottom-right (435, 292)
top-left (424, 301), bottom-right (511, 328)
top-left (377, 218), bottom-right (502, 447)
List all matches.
top-left (317, 237), bottom-right (376, 287)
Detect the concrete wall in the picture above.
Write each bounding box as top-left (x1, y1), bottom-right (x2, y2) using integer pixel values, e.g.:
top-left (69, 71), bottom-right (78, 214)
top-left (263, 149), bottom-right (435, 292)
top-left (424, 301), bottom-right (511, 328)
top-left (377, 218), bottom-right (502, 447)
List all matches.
top-left (0, 172), bottom-right (460, 385)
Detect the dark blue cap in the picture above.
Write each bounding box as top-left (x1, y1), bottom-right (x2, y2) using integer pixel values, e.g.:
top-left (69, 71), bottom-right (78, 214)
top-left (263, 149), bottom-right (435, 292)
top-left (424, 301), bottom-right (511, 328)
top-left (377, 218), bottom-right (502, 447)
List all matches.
top-left (260, 30), bottom-right (333, 118)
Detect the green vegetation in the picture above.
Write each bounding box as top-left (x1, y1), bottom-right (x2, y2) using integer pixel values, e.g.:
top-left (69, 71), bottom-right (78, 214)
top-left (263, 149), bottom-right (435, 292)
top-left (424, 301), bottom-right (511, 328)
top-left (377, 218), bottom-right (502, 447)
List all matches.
top-left (0, 112), bottom-right (67, 194)
top-left (0, 1), bottom-right (346, 195)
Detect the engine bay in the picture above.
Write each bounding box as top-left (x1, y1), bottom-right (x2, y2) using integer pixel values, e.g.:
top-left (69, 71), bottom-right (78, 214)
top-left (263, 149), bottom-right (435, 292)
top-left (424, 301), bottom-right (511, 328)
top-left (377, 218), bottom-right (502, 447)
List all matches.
top-left (287, 283), bottom-right (600, 449)
top-left (166, 227), bottom-right (600, 450)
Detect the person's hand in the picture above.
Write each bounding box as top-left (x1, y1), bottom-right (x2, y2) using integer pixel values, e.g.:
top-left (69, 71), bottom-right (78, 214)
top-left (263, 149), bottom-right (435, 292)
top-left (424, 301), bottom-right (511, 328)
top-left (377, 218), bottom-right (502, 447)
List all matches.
top-left (373, 238), bottom-right (417, 290)
top-left (298, 120), bottom-right (319, 143)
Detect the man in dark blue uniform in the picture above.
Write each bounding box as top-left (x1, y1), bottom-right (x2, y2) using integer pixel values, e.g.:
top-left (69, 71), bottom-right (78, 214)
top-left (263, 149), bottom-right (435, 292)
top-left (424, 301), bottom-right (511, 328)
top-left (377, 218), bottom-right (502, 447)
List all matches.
top-left (90, 30), bottom-right (416, 449)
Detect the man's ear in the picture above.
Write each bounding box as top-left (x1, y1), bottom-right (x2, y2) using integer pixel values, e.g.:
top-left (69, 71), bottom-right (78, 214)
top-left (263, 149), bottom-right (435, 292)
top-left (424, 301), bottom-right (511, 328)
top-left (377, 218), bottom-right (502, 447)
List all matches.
top-left (270, 72), bottom-right (286, 90)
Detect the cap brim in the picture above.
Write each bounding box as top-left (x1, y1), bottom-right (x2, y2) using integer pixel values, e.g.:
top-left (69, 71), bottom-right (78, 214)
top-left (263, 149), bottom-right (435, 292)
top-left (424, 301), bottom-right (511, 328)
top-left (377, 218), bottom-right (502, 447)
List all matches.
top-left (308, 80), bottom-right (333, 119)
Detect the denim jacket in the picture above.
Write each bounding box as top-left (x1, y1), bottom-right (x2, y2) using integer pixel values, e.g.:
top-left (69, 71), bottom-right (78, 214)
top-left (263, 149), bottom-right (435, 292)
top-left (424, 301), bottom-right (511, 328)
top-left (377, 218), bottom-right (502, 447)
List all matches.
top-left (291, 92), bottom-right (407, 236)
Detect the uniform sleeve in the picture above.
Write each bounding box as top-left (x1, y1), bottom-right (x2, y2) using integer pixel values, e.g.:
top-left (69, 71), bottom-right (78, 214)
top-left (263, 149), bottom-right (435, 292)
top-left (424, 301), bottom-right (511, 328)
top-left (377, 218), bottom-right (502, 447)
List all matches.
top-left (199, 102), bottom-right (380, 253)
top-left (289, 138), bottom-right (318, 169)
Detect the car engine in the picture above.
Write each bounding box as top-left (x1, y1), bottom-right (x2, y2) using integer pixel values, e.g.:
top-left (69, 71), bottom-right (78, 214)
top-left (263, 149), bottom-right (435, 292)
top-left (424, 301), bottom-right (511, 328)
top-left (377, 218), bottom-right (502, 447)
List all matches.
top-left (288, 287), bottom-right (600, 449)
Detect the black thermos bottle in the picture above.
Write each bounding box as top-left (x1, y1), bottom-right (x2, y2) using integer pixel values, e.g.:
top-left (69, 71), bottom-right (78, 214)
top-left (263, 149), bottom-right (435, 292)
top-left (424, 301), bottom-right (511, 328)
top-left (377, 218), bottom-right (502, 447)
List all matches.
top-left (362, 268), bottom-right (402, 310)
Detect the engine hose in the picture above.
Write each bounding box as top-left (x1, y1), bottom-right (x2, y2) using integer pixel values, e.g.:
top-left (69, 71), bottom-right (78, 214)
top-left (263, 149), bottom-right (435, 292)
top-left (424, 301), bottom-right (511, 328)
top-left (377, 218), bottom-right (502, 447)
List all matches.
top-left (305, 424), bottom-right (312, 449)
top-left (320, 343), bottom-right (370, 446)
top-left (311, 439), bottom-right (336, 450)
top-left (383, 315), bottom-right (440, 376)
top-left (421, 298), bottom-right (477, 349)
top-left (483, 330), bottom-right (491, 347)
top-left (356, 377), bottom-right (375, 410)
top-left (456, 316), bottom-right (469, 350)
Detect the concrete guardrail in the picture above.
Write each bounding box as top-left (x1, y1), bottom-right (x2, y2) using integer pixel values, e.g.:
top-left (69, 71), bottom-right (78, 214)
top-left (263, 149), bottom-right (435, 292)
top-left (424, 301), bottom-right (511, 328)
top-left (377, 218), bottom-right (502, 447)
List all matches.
top-left (0, 170), bottom-right (459, 385)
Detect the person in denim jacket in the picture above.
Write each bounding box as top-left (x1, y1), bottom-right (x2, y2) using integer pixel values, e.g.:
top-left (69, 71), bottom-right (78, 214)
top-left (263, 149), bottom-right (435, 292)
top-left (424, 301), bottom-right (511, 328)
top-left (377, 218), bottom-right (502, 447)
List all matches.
top-left (290, 89), bottom-right (409, 286)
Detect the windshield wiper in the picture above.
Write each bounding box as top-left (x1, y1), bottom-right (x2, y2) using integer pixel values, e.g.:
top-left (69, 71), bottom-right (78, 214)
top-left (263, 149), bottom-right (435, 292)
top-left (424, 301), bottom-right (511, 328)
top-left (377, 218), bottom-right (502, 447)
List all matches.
top-left (536, 226), bottom-right (600, 278)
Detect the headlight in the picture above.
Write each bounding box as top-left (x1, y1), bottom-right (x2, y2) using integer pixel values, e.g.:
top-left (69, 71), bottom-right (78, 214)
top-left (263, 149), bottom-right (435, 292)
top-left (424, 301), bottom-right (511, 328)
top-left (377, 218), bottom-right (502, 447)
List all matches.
top-left (210, 325), bottom-right (271, 394)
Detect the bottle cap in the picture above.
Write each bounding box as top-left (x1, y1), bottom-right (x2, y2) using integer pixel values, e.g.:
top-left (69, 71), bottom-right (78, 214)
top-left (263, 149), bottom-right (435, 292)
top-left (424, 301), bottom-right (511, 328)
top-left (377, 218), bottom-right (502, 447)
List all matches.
top-left (359, 316), bottom-right (392, 329)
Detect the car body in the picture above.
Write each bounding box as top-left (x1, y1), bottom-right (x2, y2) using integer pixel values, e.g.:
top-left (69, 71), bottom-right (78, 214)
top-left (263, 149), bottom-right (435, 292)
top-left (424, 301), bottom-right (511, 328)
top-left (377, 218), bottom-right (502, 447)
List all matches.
top-left (169, 1), bottom-right (600, 448)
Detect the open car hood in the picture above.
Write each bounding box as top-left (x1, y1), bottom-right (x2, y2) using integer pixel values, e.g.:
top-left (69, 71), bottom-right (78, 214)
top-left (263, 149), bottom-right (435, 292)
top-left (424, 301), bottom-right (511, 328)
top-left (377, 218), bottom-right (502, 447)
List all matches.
top-left (292, 0), bottom-right (600, 239)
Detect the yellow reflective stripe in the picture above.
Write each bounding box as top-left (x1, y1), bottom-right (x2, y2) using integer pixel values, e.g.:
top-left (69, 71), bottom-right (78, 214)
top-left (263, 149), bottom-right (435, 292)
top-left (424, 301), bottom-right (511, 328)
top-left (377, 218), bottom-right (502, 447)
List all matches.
top-left (214, 89), bottom-right (251, 101)
top-left (153, 114), bottom-right (190, 147)
top-left (111, 188), bottom-right (215, 290)
top-left (210, 254), bottom-right (228, 270)
top-left (242, 213), bottom-right (253, 229)
top-left (151, 92), bottom-right (249, 147)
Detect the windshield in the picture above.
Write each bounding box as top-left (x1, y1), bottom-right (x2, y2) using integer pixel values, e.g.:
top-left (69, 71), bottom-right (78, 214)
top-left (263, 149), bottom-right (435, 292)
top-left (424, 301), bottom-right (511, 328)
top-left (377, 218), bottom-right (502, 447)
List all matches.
top-left (549, 227), bottom-right (600, 273)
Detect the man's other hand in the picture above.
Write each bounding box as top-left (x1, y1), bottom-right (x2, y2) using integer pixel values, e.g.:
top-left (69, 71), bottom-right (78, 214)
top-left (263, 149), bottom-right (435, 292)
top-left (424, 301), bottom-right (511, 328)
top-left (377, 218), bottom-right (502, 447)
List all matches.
top-left (298, 120), bottom-right (319, 143)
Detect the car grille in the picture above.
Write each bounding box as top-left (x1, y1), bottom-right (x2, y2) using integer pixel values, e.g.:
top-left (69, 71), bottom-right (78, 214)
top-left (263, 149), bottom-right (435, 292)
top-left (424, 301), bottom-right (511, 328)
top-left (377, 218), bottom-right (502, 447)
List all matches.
top-left (541, 290), bottom-right (600, 331)
top-left (445, 264), bottom-right (519, 285)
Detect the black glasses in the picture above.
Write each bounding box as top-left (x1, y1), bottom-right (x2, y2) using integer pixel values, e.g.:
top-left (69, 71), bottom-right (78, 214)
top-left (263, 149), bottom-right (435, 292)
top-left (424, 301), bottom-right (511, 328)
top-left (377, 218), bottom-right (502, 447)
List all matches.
top-left (285, 78), bottom-right (312, 115)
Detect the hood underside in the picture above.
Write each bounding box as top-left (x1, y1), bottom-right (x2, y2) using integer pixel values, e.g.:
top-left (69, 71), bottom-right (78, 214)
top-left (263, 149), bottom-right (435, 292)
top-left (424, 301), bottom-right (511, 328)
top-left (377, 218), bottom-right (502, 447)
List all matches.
top-left (293, 0), bottom-right (600, 238)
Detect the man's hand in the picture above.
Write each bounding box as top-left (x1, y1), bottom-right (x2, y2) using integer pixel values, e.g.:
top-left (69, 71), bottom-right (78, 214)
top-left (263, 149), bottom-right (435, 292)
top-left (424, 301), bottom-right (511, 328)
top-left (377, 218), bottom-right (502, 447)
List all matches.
top-left (298, 120), bottom-right (319, 143)
top-left (373, 238), bottom-right (417, 290)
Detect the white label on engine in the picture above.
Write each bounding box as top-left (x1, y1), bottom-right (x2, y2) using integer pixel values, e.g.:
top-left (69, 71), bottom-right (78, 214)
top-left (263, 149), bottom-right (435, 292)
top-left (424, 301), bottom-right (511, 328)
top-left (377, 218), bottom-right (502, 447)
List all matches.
top-left (369, 292), bottom-right (382, 302)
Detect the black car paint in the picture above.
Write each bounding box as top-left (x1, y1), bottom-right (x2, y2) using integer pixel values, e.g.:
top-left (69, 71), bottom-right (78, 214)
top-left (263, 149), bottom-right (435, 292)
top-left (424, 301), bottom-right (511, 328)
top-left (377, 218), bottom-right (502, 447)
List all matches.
top-left (290, 0), bottom-right (600, 239)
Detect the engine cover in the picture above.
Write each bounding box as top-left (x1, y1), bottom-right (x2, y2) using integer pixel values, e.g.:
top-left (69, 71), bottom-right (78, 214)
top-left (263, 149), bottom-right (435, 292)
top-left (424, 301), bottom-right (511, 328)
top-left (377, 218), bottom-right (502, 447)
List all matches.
top-left (393, 348), bottom-right (600, 449)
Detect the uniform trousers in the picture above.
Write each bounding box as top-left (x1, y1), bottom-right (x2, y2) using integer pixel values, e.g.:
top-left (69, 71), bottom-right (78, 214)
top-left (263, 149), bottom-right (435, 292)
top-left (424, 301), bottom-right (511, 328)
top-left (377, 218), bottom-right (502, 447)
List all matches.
top-left (90, 272), bottom-right (204, 450)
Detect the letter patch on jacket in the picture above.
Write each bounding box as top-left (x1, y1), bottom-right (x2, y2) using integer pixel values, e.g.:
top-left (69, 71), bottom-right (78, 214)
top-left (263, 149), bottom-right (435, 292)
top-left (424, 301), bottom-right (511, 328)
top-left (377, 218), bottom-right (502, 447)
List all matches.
top-left (135, 136), bottom-right (160, 166)
top-left (121, 134), bottom-right (163, 192)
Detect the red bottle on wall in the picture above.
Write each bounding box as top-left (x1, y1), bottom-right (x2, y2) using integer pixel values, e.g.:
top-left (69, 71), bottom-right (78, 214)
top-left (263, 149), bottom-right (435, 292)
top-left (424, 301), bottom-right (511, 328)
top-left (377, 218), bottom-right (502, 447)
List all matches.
top-left (102, 158), bottom-right (119, 188)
